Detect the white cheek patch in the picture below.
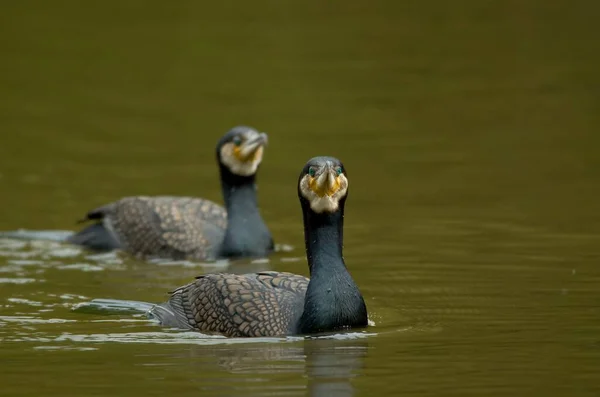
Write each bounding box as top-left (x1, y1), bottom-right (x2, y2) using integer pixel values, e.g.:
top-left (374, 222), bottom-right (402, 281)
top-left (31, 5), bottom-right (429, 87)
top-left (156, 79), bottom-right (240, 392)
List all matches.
top-left (300, 174), bottom-right (348, 213)
top-left (220, 144), bottom-right (263, 176)
top-left (309, 195), bottom-right (340, 213)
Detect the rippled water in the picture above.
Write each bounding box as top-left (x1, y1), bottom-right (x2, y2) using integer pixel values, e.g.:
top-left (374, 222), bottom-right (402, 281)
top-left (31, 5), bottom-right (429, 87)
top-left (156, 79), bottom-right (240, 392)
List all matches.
top-left (2, 0), bottom-right (600, 396)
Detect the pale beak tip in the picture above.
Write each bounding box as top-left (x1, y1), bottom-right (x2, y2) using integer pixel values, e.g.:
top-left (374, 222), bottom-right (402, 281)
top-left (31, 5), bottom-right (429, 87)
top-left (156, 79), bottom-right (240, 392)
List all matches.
top-left (260, 132), bottom-right (268, 146)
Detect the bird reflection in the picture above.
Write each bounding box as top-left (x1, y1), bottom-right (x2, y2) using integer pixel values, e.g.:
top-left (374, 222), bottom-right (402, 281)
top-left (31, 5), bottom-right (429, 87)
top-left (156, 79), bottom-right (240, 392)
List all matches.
top-left (304, 338), bottom-right (368, 397)
top-left (175, 336), bottom-right (368, 397)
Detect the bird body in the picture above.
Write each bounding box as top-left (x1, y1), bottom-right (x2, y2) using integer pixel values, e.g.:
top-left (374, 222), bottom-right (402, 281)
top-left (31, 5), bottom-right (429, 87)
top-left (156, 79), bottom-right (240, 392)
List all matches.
top-left (69, 196), bottom-right (227, 260)
top-left (150, 156), bottom-right (368, 337)
top-left (155, 271), bottom-right (309, 336)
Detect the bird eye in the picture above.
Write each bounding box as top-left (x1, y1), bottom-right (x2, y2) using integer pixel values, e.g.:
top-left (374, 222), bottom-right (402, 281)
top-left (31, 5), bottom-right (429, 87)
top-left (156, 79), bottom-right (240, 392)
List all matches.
top-left (308, 167), bottom-right (316, 177)
top-left (233, 137), bottom-right (242, 146)
top-left (336, 167), bottom-right (343, 176)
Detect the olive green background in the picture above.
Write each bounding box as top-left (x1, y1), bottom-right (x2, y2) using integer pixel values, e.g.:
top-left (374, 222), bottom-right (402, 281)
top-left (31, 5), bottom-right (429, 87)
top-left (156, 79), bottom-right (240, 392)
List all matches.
top-left (0, 1), bottom-right (599, 396)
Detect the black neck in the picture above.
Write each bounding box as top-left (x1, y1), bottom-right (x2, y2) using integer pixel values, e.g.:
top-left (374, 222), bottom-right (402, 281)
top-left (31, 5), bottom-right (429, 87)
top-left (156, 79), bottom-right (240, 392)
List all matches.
top-left (296, 197), bottom-right (367, 335)
top-left (218, 165), bottom-right (272, 258)
top-left (302, 205), bottom-right (346, 275)
top-left (220, 169), bottom-right (259, 215)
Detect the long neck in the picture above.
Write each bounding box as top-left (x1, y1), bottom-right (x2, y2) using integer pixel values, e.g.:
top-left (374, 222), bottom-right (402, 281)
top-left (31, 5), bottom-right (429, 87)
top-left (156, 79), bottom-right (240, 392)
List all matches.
top-left (221, 174), bottom-right (260, 217)
top-left (296, 200), bottom-right (367, 335)
top-left (218, 166), bottom-right (272, 258)
top-left (303, 206), bottom-right (345, 275)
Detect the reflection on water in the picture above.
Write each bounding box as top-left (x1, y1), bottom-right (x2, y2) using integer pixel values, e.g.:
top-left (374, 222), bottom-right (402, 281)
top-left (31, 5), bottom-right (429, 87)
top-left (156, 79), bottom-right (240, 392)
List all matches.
top-left (141, 336), bottom-right (368, 397)
top-left (305, 339), bottom-right (367, 397)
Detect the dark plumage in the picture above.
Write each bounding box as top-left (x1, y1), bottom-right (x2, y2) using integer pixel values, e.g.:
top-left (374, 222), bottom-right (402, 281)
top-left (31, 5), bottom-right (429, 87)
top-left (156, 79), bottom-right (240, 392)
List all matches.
top-left (150, 156), bottom-right (368, 337)
top-left (67, 126), bottom-right (273, 260)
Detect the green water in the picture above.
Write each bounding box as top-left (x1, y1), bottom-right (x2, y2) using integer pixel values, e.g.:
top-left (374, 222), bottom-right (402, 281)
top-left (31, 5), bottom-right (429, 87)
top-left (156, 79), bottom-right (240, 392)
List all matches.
top-left (1, 1), bottom-right (599, 396)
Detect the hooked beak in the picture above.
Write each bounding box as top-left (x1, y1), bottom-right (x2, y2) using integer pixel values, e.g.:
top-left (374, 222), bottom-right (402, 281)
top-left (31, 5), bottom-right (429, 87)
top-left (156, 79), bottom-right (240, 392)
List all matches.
top-left (239, 132), bottom-right (268, 160)
top-left (309, 163), bottom-right (341, 197)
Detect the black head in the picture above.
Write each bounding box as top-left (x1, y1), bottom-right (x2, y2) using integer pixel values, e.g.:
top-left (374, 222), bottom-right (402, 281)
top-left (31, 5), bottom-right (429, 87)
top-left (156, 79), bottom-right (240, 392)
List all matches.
top-left (298, 156), bottom-right (349, 214)
top-left (216, 126), bottom-right (268, 178)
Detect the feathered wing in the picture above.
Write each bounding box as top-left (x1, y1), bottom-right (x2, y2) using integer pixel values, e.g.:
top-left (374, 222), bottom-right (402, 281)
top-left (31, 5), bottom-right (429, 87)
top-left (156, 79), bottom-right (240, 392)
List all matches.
top-left (77, 196), bottom-right (228, 260)
top-left (154, 272), bottom-right (309, 337)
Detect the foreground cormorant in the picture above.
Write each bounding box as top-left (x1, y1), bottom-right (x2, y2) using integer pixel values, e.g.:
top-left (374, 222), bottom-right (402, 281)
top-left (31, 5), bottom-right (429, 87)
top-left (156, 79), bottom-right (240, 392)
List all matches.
top-left (68, 126), bottom-right (273, 260)
top-left (150, 156), bottom-right (368, 336)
